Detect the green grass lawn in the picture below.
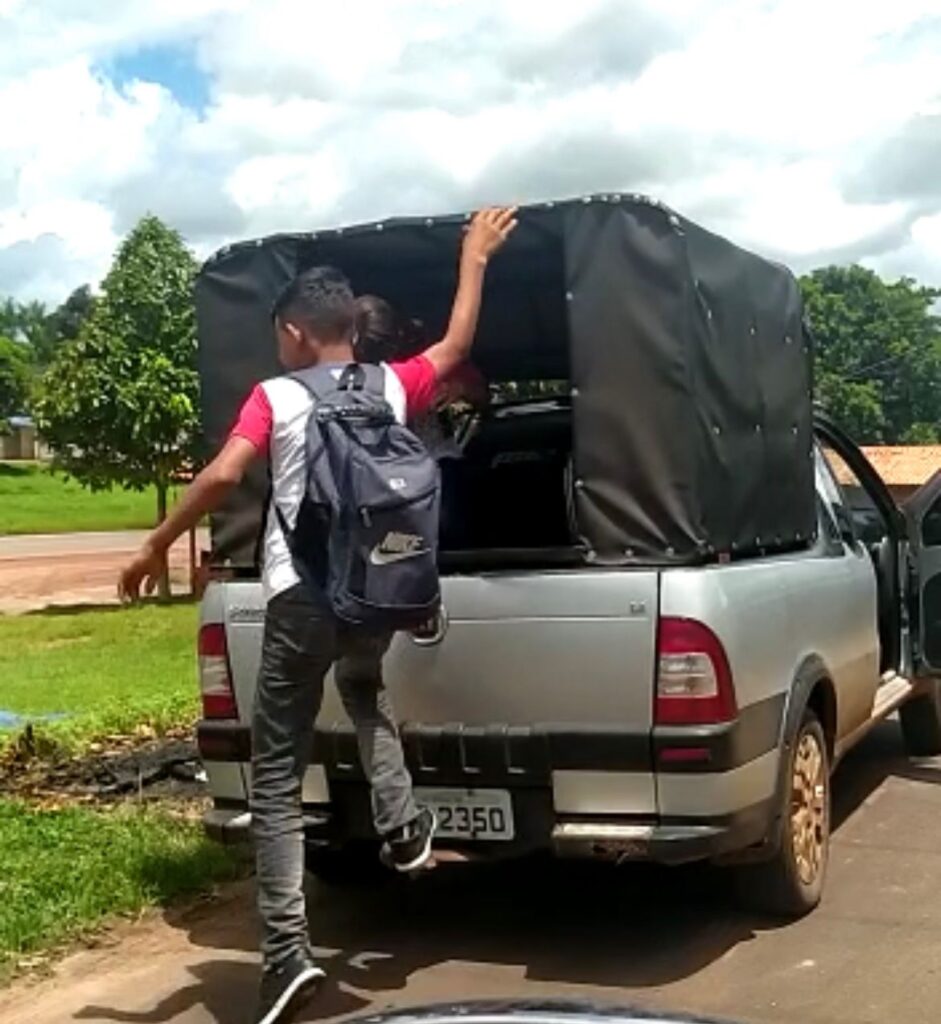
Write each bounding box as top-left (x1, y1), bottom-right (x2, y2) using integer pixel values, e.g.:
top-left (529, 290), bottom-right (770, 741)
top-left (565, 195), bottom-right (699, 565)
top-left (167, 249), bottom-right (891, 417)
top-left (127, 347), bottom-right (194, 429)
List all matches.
top-left (0, 603), bottom-right (243, 978)
top-left (0, 602), bottom-right (200, 753)
top-left (0, 462), bottom-right (176, 534)
top-left (0, 799), bottom-right (240, 975)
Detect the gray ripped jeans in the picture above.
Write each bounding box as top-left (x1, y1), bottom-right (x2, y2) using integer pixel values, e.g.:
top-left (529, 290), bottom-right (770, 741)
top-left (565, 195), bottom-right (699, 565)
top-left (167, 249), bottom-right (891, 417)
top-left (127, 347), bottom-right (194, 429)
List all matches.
top-left (251, 583), bottom-right (418, 966)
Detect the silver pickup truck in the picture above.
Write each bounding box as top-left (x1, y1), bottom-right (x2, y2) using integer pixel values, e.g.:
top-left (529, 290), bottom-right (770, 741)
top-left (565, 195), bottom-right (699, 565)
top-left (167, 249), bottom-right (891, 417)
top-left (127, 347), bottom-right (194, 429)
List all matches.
top-left (197, 412), bottom-right (941, 917)
top-left (192, 196), bottom-right (941, 918)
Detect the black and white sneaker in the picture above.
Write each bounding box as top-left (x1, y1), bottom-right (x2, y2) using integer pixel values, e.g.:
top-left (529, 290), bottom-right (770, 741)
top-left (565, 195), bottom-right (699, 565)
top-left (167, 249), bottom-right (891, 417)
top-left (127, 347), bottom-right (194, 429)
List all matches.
top-left (381, 807), bottom-right (437, 873)
top-left (255, 950), bottom-right (324, 1024)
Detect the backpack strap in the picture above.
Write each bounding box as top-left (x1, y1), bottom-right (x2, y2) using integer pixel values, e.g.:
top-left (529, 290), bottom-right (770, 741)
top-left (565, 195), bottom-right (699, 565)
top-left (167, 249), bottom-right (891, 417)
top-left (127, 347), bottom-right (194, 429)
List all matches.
top-left (254, 460), bottom-right (273, 570)
top-left (361, 363), bottom-right (387, 399)
top-left (287, 367), bottom-right (328, 400)
top-left (286, 363), bottom-right (387, 398)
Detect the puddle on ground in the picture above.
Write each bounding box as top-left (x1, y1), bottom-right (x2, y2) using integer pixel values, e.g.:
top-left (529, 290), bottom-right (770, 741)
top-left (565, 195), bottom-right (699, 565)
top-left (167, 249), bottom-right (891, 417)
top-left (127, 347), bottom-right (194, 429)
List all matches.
top-left (0, 710), bottom-right (68, 728)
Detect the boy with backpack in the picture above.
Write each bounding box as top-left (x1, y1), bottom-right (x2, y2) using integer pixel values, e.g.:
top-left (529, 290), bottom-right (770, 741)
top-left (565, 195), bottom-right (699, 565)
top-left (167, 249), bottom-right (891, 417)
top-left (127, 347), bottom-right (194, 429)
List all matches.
top-left (117, 206), bottom-right (517, 1024)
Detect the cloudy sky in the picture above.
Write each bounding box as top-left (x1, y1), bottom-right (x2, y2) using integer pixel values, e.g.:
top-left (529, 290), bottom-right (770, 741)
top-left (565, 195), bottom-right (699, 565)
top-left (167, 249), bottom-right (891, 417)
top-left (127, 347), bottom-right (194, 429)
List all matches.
top-left (1, 0), bottom-right (940, 304)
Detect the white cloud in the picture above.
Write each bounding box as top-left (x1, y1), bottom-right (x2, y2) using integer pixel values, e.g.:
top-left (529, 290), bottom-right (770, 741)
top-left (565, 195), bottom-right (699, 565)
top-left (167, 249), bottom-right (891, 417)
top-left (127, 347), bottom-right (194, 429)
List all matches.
top-left (1, 0), bottom-right (940, 305)
top-left (866, 210), bottom-right (941, 285)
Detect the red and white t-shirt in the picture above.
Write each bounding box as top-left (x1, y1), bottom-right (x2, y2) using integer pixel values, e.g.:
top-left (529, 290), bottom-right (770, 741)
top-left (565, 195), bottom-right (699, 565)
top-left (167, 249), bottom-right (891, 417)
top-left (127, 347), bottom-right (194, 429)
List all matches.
top-left (230, 356), bottom-right (438, 601)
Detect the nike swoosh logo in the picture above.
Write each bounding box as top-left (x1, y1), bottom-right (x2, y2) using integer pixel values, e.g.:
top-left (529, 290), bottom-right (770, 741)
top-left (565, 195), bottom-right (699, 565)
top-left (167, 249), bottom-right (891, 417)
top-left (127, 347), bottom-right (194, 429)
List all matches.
top-left (369, 547), bottom-right (425, 566)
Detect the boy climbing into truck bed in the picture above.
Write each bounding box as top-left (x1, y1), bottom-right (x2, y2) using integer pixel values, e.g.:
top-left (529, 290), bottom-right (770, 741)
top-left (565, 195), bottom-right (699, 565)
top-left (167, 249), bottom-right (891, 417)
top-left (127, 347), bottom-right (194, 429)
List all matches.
top-left (117, 205), bottom-right (517, 1024)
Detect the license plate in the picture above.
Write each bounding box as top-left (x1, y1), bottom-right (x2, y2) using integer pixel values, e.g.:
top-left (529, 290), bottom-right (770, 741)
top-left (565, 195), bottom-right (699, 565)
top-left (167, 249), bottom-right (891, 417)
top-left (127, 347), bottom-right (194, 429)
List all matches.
top-left (414, 787), bottom-right (515, 841)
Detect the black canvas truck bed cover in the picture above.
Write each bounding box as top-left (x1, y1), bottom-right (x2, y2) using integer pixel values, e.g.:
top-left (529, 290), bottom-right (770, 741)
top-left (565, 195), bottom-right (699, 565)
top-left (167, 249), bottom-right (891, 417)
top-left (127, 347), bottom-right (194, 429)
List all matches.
top-left (195, 193), bottom-right (814, 570)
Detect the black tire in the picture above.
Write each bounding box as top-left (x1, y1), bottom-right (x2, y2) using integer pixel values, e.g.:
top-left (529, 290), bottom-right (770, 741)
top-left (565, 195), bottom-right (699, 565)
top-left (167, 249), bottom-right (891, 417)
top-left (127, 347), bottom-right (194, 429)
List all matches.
top-left (899, 680), bottom-right (941, 757)
top-left (304, 842), bottom-right (384, 888)
top-left (734, 709), bottom-right (830, 918)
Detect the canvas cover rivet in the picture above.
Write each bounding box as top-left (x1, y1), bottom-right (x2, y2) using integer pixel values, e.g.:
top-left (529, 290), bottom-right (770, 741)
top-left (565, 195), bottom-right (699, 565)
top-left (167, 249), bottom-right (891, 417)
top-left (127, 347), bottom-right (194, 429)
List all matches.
top-left (566, 291), bottom-right (574, 301)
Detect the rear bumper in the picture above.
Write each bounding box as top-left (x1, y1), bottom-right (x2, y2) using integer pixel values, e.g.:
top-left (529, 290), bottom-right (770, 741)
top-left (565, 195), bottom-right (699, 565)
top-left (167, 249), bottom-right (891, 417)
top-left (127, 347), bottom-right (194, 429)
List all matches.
top-left (203, 806), bottom-right (252, 844)
top-left (202, 795), bottom-right (774, 866)
top-left (198, 716), bottom-right (778, 864)
top-left (551, 799), bottom-right (774, 865)
top-left (197, 698), bottom-right (784, 780)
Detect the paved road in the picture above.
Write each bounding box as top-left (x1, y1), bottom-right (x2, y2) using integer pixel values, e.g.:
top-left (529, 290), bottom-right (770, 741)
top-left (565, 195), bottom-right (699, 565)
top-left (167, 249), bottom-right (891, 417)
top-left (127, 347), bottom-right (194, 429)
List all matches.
top-left (3, 720), bottom-right (941, 1024)
top-left (0, 529), bottom-right (209, 613)
top-left (0, 529), bottom-right (209, 560)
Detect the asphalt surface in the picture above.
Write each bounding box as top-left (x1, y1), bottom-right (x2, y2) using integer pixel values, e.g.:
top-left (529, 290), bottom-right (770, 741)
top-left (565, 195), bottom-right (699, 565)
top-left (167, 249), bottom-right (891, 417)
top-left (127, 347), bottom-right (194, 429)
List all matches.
top-left (3, 720), bottom-right (941, 1024)
top-left (0, 530), bottom-right (189, 559)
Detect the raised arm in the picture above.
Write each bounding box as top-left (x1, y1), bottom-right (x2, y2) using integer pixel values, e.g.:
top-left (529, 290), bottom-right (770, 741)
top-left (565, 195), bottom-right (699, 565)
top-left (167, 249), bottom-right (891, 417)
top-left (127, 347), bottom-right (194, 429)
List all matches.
top-left (421, 206), bottom-right (517, 380)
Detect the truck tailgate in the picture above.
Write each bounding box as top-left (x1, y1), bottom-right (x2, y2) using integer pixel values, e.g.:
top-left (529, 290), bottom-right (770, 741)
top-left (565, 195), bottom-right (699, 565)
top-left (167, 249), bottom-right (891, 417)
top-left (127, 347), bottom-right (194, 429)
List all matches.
top-left (336, 570), bottom-right (659, 728)
top-left (214, 571), bottom-right (660, 818)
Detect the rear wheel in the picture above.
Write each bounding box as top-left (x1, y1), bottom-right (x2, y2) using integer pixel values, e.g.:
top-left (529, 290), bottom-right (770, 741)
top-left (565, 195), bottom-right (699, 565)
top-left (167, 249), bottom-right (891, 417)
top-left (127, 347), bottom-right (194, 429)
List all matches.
top-left (899, 680), bottom-right (941, 757)
top-left (735, 709), bottom-right (830, 917)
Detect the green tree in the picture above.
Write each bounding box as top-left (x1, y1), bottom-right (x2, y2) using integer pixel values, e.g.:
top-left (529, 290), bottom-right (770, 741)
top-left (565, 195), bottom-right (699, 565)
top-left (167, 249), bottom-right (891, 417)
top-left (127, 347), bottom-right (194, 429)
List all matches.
top-left (801, 265), bottom-right (941, 443)
top-left (0, 297), bottom-right (52, 358)
top-left (0, 335), bottom-right (32, 433)
top-left (0, 288), bottom-right (96, 367)
top-left (34, 216), bottom-right (199, 596)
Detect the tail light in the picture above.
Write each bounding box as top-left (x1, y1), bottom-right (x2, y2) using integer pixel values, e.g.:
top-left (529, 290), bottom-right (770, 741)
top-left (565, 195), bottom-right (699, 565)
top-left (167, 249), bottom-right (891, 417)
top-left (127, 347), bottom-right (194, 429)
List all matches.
top-left (198, 623), bottom-right (238, 719)
top-left (655, 617), bottom-right (737, 725)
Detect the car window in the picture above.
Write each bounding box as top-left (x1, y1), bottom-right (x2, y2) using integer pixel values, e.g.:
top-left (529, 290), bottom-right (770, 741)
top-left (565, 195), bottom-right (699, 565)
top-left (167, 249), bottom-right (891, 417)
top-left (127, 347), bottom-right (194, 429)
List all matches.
top-left (819, 442), bottom-right (888, 548)
top-left (814, 454), bottom-right (845, 554)
top-left (816, 493), bottom-right (843, 553)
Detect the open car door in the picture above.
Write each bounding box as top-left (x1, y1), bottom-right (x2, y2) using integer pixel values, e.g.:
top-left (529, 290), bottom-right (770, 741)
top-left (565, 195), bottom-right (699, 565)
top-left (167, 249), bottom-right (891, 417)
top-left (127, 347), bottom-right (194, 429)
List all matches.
top-left (907, 470), bottom-right (941, 674)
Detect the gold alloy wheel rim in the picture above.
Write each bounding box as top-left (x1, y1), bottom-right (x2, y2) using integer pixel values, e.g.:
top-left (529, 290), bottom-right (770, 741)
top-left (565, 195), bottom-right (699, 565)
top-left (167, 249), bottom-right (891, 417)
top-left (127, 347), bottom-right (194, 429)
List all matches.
top-left (790, 731), bottom-right (827, 886)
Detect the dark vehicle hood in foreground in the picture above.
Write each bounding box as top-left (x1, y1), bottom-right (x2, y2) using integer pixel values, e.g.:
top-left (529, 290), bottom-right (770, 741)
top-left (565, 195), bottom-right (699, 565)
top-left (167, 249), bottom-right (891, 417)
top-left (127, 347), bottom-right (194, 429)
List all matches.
top-left (345, 999), bottom-right (734, 1024)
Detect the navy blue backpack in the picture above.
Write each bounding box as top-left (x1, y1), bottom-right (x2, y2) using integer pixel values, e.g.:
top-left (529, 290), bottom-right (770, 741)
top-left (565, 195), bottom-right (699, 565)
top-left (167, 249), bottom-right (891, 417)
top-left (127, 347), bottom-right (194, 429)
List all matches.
top-left (275, 363), bottom-right (441, 629)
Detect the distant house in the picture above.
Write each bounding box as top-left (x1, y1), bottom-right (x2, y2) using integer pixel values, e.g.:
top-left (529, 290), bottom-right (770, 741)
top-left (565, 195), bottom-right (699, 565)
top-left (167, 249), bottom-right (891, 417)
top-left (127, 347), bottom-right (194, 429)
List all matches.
top-left (861, 446), bottom-right (941, 504)
top-left (0, 416), bottom-right (47, 461)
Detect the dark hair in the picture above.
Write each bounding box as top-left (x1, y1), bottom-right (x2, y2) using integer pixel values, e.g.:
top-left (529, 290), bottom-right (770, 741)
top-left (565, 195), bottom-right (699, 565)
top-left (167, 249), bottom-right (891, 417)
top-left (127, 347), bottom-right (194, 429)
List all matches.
top-left (271, 266), bottom-right (355, 340)
top-left (353, 294), bottom-right (426, 363)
